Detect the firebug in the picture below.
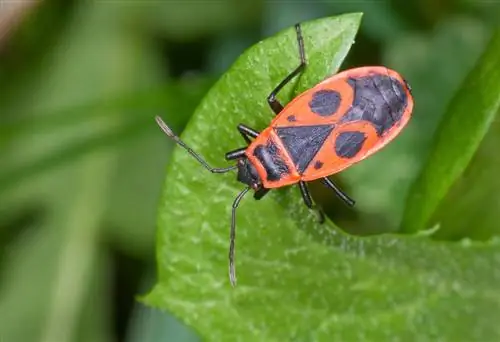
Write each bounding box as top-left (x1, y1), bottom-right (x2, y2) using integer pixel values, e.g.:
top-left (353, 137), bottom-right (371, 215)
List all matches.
top-left (156, 23), bottom-right (414, 286)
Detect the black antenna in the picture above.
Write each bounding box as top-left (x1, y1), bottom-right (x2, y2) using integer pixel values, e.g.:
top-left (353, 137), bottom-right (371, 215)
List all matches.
top-left (155, 116), bottom-right (237, 173)
top-left (229, 186), bottom-right (250, 287)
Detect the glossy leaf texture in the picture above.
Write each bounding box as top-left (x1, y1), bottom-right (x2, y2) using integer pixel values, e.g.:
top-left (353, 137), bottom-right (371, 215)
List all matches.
top-left (145, 15), bottom-right (500, 341)
top-left (402, 27), bottom-right (500, 238)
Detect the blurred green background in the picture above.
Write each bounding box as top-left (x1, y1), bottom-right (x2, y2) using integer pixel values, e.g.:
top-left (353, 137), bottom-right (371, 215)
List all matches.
top-left (0, 1), bottom-right (498, 342)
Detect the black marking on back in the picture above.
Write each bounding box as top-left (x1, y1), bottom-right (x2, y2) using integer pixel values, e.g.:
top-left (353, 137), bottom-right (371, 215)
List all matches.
top-left (275, 124), bottom-right (335, 173)
top-left (341, 74), bottom-right (407, 136)
top-left (335, 131), bottom-right (367, 159)
top-left (314, 161), bottom-right (324, 170)
top-left (253, 139), bottom-right (290, 181)
top-left (287, 115), bottom-right (296, 122)
top-left (309, 89), bottom-right (341, 116)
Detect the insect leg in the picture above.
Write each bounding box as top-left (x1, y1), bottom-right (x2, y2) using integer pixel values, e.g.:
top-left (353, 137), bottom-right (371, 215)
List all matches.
top-left (237, 124), bottom-right (260, 144)
top-left (267, 23), bottom-right (307, 115)
top-left (225, 147), bottom-right (246, 161)
top-left (226, 124), bottom-right (260, 160)
top-left (254, 187), bottom-right (270, 200)
top-left (321, 177), bottom-right (356, 207)
top-left (298, 181), bottom-right (325, 223)
top-left (156, 116), bottom-right (237, 173)
top-left (229, 186), bottom-right (251, 287)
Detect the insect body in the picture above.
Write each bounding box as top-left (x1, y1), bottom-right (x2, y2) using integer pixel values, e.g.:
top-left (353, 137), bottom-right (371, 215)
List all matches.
top-left (156, 23), bottom-right (414, 287)
top-left (246, 66), bottom-right (413, 190)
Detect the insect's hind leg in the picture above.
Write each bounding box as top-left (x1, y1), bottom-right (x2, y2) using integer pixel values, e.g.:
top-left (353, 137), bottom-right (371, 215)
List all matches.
top-left (298, 181), bottom-right (325, 223)
top-left (321, 177), bottom-right (355, 207)
top-left (267, 23), bottom-right (307, 115)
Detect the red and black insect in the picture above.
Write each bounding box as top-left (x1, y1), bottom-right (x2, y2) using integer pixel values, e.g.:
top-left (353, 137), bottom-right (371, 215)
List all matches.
top-left (156, 23), bottom-right (414, 286)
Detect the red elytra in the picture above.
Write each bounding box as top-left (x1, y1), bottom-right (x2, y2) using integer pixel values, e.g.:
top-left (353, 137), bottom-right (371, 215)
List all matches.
top-left (246, 65), bottom-right (413, 189)
top-left (156, 23), bottom-right (414, 287)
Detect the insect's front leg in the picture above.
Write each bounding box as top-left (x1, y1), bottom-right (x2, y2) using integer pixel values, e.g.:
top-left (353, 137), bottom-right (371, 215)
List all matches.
top-left (237, 124), bottom-right (260, 144)
top-left (225, 124), bottom-right (260, 160)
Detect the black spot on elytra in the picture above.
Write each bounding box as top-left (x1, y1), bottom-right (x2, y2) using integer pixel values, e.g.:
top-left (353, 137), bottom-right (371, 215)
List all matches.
top-left (340, 74), bottom-right (408, 136)
top-left (335, 131), bottom-right (367, 159)
top-left (287, 115), bottom-right (296, 122)
top-left (309, 89), bottom-right (341, 116)
top-left (314, 161), bottom-right (324, 169)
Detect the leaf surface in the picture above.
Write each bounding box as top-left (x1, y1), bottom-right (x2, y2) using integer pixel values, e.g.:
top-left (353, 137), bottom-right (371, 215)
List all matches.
top-left (402, 27), bottom-right (500, 238)
top-left (145, 15), bottom-right (500, 341)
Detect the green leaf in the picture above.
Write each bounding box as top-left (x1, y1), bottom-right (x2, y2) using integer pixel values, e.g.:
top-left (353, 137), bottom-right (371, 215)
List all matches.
top-left (0, 80), bottom-right (210, 195)
top-left (145, 0), bottom-right (262, 41)
top-left (328, 0), bottom-right (409, 43)
top-left (0, 80), bottom-right (212, 140)
top-left (401, 27), bottom-right (500, 237)
top-left (0, 2), bottom-right (176, 342)
top-left (145, 15), bottom-right (500, 341)
top-left (126, 270), bottom-right (199, 342)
